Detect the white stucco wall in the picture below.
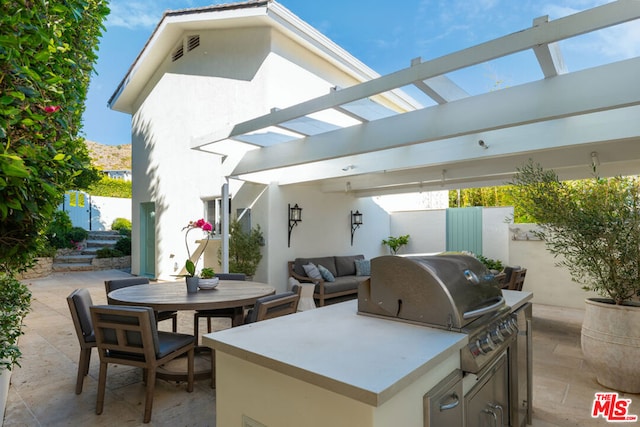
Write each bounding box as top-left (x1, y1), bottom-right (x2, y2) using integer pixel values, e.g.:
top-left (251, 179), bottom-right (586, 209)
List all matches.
top-left (508, 223), bottom-right (598, 309)
top-left (388, 207), bottom-right (512, 262)
top-left (481, 207), bottom-right (512, 264)
top-left (388, 210), bottom-right (447, 255)
top-left (128, 25), bottom-right (385, 280)
top-left (254, 183), bottom-right (391, 293)
top-left (90, 196), bottom-right (132, 231)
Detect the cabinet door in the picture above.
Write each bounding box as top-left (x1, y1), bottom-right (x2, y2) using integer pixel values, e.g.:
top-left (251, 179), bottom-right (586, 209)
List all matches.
top-left (424, 370), bottom-right (464, 427)
top-left (466, 353), bottom-right (509, 427)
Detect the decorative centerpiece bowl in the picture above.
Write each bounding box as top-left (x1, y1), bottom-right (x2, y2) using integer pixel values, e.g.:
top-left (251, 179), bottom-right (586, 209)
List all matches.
top-left (198, 277), bottom-right (219, 290)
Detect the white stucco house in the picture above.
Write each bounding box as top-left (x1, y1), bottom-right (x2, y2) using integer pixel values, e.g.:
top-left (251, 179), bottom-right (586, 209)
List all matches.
top-left (108, 0), bottom-right (420, 288)
top-left (109, 0), bottom-right (640, 298)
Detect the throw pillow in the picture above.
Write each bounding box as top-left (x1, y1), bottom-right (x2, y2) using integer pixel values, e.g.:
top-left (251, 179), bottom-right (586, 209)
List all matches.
top-left (302, 262), bottom-right (322, 281)
top-left (355, 259), bottom-right (371, 276)
top-left (317, 264), bottom-right (336, 282)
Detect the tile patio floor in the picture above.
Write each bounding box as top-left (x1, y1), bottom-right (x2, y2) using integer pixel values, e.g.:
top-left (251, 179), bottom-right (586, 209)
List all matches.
top-left (2, 270), bottom-right (638, 426)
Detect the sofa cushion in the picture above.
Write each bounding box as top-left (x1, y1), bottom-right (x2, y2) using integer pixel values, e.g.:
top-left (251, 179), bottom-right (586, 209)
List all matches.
top-left (317, 264), bottom-right (336, 282)
top-left (355, 259), bottom-right (371, 276)
top-left (294, 257), bottom-right (337, 277)
top-left (335, 254), bottom-right (365, 277)
top-left (314, 275), bottom-right (362, 295)
top-left (302, 263), bottom-right (322, 281)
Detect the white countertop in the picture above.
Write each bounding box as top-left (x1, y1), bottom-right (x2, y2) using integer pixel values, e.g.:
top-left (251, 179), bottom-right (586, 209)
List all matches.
top-left (204, 299), bottom-right (467, 406)
top-left (503, 289), bottom-right (533, 311)
top-left (204, 290), bottom-right (533, 407)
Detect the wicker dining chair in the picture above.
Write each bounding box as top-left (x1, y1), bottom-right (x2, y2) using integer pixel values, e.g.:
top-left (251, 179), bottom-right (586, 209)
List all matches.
top-left (90, 305), bottom-right (195, 424)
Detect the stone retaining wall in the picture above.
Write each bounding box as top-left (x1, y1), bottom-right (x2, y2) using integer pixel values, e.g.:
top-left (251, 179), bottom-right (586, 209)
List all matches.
top-left (18, 258), bottom-right (53, 280)
top-left (91, 256), bottom-right (131, 270)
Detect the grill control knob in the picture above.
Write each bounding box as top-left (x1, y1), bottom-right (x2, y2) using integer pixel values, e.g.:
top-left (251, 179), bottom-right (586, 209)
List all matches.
top-left (479, 334), bottom-right (495, 353)
top-left (499, 320), bottom-right (514, 336)
top-left (490, 328), bottom-right (505, 344)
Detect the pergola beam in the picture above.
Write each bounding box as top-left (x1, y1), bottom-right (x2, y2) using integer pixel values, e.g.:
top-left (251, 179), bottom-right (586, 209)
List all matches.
top-left (232, 58), bottom-right (640, 178)
top-left (195, 0), bottom-right (640, 149)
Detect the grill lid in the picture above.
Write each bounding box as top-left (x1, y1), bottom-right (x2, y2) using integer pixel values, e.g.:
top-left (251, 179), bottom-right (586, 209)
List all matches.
top-left (358, 254), bottom-right (505, 330)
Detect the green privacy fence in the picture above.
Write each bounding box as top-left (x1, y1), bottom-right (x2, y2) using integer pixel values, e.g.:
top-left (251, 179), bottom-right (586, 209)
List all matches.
top-left (446, 207), bottom-right (483, 254)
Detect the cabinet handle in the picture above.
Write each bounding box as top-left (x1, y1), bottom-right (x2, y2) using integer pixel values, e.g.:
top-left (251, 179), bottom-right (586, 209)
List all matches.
top-left (489, 403), bottom-right (504, 426)
top-left (439, 392), bottom-right (460, 411)
top-left (483, 408), bottom-right (498, 427)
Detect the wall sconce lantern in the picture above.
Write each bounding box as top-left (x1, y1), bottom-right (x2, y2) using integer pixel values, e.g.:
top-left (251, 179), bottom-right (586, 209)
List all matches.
top-left (350, 210), bottom-right (363, 246)
top-left (288, 203), bottom-right (302, 247)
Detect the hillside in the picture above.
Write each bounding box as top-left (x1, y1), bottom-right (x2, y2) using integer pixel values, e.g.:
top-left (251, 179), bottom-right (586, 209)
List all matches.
top-left (85, 140), bottom-right (131, 170)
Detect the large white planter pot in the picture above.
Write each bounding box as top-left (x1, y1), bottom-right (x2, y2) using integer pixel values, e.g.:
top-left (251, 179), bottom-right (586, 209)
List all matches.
top-left (0, 366), bottom-right (11, 422)
top-left (581, 298), bottom-right (640, 393)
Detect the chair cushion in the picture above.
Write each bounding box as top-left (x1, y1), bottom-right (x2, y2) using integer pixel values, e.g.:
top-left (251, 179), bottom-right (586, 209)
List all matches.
top-left (71, 289), bottom-right (95, 342)
top-left (314, 276), bottom-right (366, 294)
top-left (335, 255), bottom-right (365, 277)
top-left (156, 331), bottom-right (195, 359)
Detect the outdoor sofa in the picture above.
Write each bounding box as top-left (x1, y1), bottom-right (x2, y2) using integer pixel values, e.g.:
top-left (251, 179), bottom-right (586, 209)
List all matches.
top-left (288, 254), bottom-right (370, 306)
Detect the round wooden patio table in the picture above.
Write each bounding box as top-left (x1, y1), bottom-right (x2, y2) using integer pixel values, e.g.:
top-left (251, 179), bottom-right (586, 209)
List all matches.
top-left (108, 280), bottom-right (275, 327)
top-left (107, 280), bottom-right (275, 382)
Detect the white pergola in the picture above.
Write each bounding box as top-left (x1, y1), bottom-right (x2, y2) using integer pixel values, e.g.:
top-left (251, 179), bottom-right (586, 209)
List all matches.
top-left (194, 0), bottom-right (640, 197)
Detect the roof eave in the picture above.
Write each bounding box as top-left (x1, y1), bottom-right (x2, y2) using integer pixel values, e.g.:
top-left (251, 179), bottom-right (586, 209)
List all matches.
top-left (107, 0), bottom-right (419, 114)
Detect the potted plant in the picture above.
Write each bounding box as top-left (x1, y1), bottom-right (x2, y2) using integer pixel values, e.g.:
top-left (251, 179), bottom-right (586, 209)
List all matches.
top-left (382, 235), bottom-right (410, 255)
top-left (182, 218), bottom-right (214, 292)
top-left (510, 161), bottom-right (640, 393)
top-left (199, 267), bottom-right (219, 289)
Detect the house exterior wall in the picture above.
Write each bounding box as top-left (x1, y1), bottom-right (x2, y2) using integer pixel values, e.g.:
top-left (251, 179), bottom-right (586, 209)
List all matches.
top-left (128, 25), bottom-right (384, 280)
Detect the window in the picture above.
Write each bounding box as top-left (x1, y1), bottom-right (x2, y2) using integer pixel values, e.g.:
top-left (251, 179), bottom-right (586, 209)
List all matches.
top-left (204, 197), bottom-right (231, 235)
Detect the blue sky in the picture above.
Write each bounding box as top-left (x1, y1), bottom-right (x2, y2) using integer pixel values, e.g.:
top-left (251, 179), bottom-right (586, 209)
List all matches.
top-left (82, 0), bottom-right (640, 146)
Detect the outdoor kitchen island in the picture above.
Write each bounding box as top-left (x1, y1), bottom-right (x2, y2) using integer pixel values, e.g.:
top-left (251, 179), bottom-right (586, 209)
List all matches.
top-left (203, 289), bottom-right (532, 427)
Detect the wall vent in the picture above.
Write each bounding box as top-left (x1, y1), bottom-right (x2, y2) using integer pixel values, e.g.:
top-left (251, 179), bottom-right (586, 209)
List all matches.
top-left (172, 45), bottom-right (184, 62)
top-left (187, 35), bottom-right (200, 51)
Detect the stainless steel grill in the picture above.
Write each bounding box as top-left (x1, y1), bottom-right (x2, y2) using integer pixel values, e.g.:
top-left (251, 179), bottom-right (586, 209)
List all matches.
top-left (358, 254), bottom-right (518, 373)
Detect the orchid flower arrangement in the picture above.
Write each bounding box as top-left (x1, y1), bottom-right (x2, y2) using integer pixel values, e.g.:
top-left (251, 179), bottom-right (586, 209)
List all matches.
top-left (183, 218), bottom-right (213, 277)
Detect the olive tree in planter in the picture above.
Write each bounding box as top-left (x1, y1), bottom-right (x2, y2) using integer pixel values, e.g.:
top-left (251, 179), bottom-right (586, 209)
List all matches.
top-left (510, 162), bottom-right (640, 393)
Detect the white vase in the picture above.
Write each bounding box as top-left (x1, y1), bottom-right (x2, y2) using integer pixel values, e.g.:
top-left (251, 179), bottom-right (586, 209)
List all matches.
top-left (185, 276), bottom-right (199, 293)
top-left (582, 298), bottom-right (640, 393)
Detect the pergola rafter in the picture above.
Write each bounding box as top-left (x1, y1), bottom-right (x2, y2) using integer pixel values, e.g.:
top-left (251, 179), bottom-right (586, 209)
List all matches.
top-left (193, 0), bottom-right (640, 195)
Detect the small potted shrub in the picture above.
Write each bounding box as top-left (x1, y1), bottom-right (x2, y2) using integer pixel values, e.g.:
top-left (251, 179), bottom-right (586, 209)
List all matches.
top-left (198, 267), bottom-right (218, 289)
top-left (382, 235), bottom-right (410, 255)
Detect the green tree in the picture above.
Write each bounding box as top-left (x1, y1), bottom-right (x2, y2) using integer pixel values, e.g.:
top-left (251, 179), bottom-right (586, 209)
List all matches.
top-left (509, 161), bottom-right (640, 304)
top-left (0, 0), bottom-right (109, 272)
top-left (227, 219), bottom-right (264, 277)
top-left (88, 176), bottom-right (133, 198)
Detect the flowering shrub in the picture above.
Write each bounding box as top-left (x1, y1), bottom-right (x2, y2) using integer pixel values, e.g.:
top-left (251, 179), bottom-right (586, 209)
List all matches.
top-left (183, 219), bottom-right (213, 277)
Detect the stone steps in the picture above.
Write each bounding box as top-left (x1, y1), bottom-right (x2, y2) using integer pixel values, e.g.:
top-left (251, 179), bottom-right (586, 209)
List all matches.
top-left (52, 230), bottom-right (128, 272)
